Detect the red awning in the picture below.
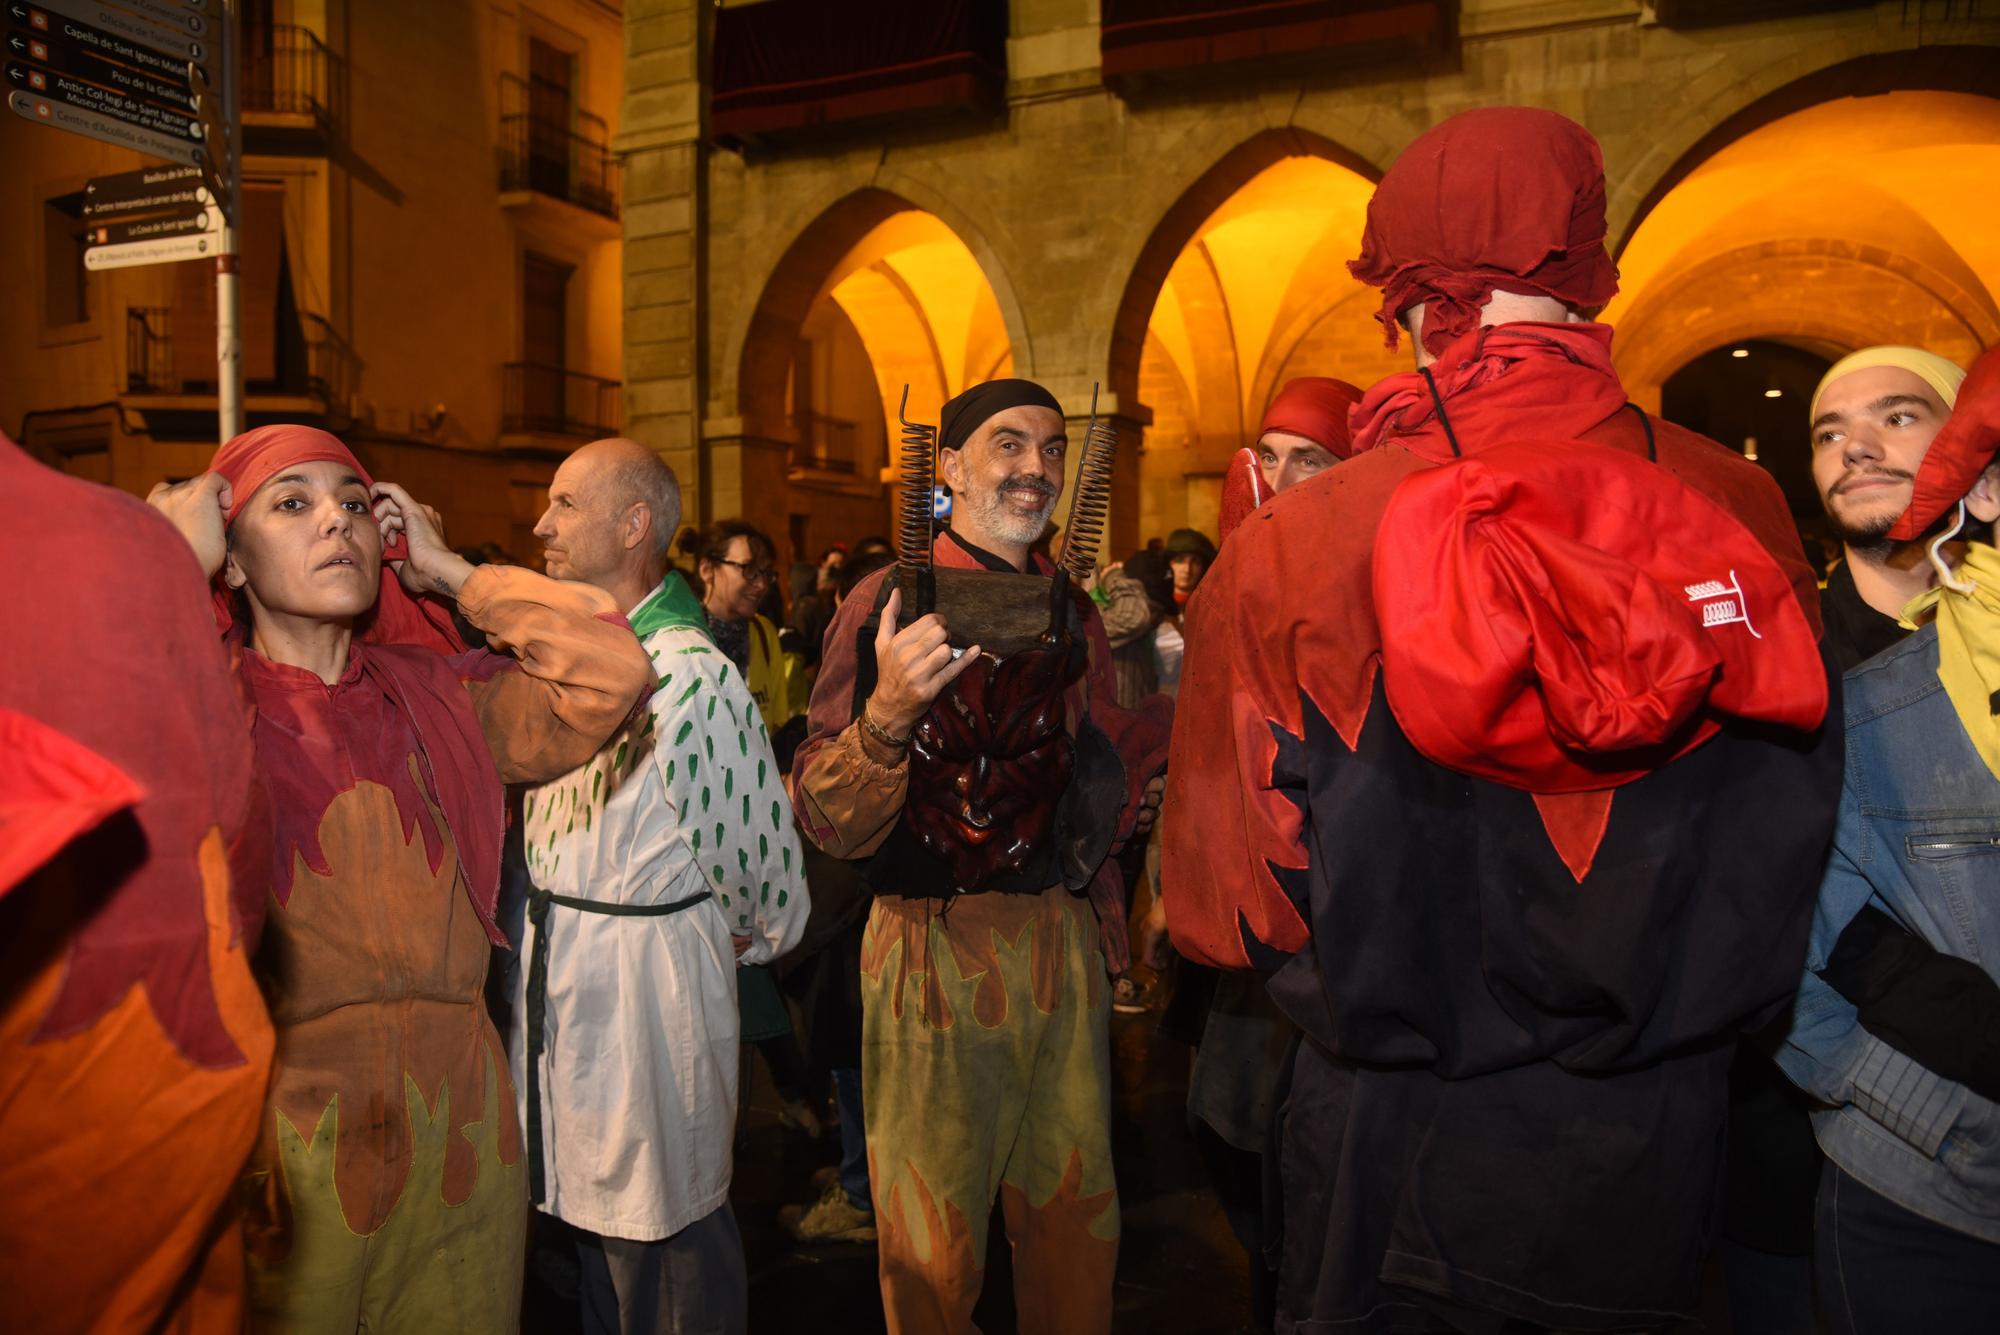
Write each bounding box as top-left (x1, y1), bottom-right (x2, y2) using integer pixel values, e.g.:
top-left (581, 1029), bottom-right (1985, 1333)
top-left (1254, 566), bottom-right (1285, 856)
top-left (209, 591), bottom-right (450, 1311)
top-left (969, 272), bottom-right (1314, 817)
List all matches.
top-left (711, 0), bottom-right (1005, 142)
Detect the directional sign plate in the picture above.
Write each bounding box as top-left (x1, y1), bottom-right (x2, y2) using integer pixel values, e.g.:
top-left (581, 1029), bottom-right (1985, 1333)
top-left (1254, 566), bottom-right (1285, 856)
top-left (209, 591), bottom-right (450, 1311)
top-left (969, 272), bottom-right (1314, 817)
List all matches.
top-left (6, 1), bottom-right (209, 60)
top-left (8, 86), bottom-right (200, 163)
top-left (83, 226), bottom-right (219, 271)
top-left (87, 201), bottom-right (217, 246)
top-left (83, 161), bottom-right (203, 214)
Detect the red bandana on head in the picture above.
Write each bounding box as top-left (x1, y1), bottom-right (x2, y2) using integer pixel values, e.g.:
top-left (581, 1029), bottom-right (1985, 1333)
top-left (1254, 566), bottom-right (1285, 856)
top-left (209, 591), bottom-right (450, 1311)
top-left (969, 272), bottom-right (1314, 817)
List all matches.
top-left (1260, 377), bottom-right (1365, 459)
top-left (208, 424), bottom-right (464, 653)
top-left (1349, 107), bottom-right (1620, 360)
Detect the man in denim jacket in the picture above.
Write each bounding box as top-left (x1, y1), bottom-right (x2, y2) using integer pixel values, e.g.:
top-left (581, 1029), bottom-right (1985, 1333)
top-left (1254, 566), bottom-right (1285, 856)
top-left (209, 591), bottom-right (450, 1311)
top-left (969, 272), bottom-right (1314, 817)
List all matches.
top-left (1779, 346), bottom-right (2000, 1335)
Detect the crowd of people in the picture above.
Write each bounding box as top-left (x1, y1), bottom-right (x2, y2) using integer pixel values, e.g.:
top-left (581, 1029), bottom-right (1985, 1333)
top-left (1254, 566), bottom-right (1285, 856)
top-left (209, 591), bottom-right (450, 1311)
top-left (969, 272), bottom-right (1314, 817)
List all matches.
top-left (2, 104), bottom-right (1996, 1335)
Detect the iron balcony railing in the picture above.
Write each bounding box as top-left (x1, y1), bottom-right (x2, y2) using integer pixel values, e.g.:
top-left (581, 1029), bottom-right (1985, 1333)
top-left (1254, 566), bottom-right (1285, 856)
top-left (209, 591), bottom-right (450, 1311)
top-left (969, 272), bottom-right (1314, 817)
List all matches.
top-left (792, 411), bottom-right (858, 474)
top-left (243, 24), bottom-right (335, 132)
top-left (126, 306), bottom-right (173, 393)
top-left (504, 362), bottom-right (622, 438)
top-left (497, 73), bottom-right (619, 219)
top-left (301, 312), bottom-right (360, 409)
top-left (127, 305), bottom-right (356, 404)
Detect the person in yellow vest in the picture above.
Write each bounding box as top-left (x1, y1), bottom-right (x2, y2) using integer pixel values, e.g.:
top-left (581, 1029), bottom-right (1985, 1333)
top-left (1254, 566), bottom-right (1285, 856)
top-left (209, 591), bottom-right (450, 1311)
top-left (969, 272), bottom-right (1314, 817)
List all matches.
top-left (694, 519), bottom-right (821, 1136)
top-left (694, 520), bottom-right (809, 752)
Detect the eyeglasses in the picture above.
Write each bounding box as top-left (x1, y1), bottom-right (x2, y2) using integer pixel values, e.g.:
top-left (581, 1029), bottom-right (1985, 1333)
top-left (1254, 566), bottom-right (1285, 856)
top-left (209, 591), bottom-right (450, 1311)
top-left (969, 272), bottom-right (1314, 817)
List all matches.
top-left (716, 557), bottom-right (778, 586)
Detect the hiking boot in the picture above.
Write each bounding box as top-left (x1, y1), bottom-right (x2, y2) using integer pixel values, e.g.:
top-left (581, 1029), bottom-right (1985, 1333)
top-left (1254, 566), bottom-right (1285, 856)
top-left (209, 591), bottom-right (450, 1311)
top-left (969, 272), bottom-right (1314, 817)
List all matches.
top-left (781, 1181), bottom-right (877, 1244)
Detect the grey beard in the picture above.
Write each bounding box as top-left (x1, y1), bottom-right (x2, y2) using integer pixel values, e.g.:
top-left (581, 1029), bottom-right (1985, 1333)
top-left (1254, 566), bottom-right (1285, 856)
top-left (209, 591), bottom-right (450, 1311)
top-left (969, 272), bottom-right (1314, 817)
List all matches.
top-left (972, 486), bottom-right (1057, 545)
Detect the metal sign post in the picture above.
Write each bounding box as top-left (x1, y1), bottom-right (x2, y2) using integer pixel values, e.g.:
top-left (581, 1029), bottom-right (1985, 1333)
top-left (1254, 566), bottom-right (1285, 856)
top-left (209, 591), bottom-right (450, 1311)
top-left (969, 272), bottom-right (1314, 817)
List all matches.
top-left (9, 0), bottom-right (239, 440)
top-left (187, 10), bottom-right (239, 439)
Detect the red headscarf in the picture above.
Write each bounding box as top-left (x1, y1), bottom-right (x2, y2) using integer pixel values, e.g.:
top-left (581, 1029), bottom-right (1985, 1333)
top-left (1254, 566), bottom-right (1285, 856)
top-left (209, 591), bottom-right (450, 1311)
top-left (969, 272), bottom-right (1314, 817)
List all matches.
top-left (208, 424), bottom-right (463, 653)
top-left (1887, 345), bottom-right (2000, 542)
top-left (1260, 376), bottom-right (1365, 459)
top-left (1349, 107), bottom-right (1621, 359)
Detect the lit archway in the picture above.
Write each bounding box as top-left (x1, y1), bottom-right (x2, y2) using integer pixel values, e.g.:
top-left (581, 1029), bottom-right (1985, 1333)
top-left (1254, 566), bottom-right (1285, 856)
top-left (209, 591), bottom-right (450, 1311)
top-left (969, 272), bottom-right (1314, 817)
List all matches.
top-left (736, 189), bottom-right (1017, 559)
top-left (1608, 89), bottom-right (2000, 415)
top-left (1113, 133), bottom-right (1388, 545)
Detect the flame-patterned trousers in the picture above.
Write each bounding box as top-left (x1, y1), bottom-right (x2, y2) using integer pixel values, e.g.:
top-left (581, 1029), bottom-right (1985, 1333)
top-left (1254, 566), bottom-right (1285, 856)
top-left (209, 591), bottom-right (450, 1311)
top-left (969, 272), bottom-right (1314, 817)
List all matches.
top-left (861, 884), bottom-right (1119, 1335)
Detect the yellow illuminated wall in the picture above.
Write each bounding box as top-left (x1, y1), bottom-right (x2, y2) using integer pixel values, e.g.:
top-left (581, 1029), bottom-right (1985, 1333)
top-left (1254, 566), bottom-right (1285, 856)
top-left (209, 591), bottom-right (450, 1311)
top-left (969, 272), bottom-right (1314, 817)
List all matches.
top-left (1610, 91), bottom-right (2000, 408)
top-left (1138, 156), bottom-right (1398, 542)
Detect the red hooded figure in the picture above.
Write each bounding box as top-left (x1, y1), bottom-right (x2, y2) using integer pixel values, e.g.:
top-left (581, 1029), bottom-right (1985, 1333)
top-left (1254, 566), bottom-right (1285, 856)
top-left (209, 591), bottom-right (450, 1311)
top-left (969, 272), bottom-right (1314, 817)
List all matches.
top-left (1163, 108), bottom-right (1840, 1333)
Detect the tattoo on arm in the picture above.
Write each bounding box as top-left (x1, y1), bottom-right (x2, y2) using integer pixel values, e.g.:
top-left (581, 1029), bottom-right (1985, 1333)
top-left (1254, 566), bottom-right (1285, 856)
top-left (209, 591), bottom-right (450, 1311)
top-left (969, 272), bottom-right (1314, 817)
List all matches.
top-left (433, 575), bottom-right (454, 596)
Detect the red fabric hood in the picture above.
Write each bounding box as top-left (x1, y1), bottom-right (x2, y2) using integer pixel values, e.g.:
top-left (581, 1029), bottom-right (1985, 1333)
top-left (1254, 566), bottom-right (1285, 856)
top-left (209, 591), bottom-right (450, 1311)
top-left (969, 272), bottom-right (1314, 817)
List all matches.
top-left (1218, 447), bottom-right (1272, 546)
top-left (1349, 107), bottom-right (1620, 359)
top-left (1373, 439), bottom-right (1827, 793)
top-left (1887, 345), bottom-right (2000, 542)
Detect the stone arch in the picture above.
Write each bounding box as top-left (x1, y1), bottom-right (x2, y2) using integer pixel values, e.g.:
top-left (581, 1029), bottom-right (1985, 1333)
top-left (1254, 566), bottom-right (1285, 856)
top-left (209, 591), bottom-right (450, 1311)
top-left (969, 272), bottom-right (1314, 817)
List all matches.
top-left (732, 184), bottom-right (1030, 431)
top-left (1105, 126), bottom-right (1382, 405)
top-left (1612, 45), bottom-right (2000, 253)
top-left (1618, 238), bottom-right (1997, 399)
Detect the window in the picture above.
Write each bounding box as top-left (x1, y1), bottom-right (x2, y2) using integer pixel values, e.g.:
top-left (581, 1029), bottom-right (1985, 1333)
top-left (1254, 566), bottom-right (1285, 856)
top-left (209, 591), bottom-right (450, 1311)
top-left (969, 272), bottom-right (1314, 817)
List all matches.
top-left (43, 194), bottom-right (89, 327)
top-left (520, 252), bottom-right (573, 430)
top-left (527, 38), bottom-right (574, 198)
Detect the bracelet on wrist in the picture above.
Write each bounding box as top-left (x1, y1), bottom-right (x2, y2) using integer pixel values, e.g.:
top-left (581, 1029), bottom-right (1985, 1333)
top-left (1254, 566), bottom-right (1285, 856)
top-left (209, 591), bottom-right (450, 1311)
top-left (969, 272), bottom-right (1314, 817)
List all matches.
top-left (860, 702), bottom-right (911, 751)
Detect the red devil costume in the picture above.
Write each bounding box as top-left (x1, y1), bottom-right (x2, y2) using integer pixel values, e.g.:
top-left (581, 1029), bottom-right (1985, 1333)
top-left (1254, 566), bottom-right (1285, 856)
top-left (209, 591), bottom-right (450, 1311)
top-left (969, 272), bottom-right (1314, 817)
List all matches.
top-left (199, 426), bottom-right (652, 1332)
top-left (1164, 109), bottom-right (1842, 1332)
top-left (0, 434), bottom-right (275, 1334)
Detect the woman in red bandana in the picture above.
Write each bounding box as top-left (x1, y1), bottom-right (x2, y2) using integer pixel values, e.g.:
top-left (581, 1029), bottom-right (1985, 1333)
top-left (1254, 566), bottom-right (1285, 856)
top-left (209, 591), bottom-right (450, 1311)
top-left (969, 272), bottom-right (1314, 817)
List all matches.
top-left (148, 425), bottom-right (652, 1334)
top-left (1164, 109), bottom-right (1842, 1333)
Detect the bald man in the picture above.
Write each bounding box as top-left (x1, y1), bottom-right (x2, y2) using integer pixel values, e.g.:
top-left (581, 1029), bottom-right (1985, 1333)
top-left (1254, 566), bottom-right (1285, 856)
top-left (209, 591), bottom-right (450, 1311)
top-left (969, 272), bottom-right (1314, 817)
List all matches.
top-left (520, 439), bottom-right (809, 1335)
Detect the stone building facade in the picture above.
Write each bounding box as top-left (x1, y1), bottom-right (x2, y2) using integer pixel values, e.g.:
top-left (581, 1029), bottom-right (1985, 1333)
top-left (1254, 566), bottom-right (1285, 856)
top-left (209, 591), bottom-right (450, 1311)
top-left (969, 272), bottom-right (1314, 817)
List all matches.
top-left (623, 0), bottom-right (2000, 561)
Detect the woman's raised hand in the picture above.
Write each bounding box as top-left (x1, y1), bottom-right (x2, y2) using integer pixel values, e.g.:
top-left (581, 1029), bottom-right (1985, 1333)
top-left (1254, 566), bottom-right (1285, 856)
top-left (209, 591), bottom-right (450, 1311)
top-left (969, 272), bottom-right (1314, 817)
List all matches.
top-left (371, 481), bottom-right (473, 599)
top-left (146, 472), bottom-right (233, 579)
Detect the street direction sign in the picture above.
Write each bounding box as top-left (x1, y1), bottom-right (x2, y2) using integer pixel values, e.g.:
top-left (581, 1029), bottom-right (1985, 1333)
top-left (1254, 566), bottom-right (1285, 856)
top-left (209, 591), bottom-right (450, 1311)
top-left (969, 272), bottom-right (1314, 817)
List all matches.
top-left (83, 162), bottom-right (206, 216)
top-left (8, 85), bottom-right (199, 162)
top-left (87, 201), bottom-right (217, 246)
top-left (83, 227), bottom-right (219, 271)
top-left (8, 22), bottom-right (197, 108)
top-left (5, 58), bottom-right (202, 138)
top-left (5, 4), bottom-right (208, 82)
top-left (7, 1), bottom-right (208, 58)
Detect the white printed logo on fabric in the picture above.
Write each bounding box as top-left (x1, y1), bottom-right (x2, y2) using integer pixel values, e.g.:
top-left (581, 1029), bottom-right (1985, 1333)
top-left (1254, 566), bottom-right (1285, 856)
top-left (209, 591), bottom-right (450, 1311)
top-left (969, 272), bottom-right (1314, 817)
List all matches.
top-left (1685, 572), bottom-right (1761, 640)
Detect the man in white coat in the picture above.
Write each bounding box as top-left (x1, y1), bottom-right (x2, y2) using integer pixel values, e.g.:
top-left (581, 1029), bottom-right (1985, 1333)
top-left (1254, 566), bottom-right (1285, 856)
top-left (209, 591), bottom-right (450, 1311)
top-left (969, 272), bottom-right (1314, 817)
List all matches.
top-left (518, 437), bottom-right (809, 1335)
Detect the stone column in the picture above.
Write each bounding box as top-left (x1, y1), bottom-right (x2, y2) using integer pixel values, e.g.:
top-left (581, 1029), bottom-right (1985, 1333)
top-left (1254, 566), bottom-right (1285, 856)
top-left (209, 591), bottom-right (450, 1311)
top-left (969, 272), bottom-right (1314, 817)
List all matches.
top-left (620, 0), bottom-right (705, 516)
top-left (697, 417), bottom-right (794, 540)
top-left (1057, 391), bottom-right (1151, 565)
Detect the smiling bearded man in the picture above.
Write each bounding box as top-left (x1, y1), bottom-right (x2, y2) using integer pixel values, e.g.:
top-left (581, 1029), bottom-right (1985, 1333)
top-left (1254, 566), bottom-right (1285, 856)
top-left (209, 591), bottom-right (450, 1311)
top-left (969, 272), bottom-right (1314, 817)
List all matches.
top-left (790, 379), bottom-right (1172, 1335)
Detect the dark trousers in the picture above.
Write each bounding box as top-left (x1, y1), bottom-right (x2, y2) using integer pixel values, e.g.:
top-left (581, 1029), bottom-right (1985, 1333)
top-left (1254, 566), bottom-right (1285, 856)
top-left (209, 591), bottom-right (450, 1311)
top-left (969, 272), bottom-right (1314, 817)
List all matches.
top-left (1816, 1161), bottom-right (2000, 1335)
top-left (576, 1203), bottom-right (747, 1335)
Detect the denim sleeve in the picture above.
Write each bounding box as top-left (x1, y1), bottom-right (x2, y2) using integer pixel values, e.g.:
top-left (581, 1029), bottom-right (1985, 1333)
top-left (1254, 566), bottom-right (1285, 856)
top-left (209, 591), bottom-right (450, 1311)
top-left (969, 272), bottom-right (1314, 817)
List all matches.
top-left (1775, 780), bottom-right (1875, 1104)
top-left (1775, 784), bottom-right (1975, 1157)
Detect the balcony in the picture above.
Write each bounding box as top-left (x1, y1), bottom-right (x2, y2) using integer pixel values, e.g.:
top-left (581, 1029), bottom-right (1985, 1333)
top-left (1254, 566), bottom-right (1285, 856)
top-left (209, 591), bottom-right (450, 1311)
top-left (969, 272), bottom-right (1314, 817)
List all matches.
top-left (502, 362), bottom-right (621, 443)
top-left (126, 304), bottom-right (356, 419)
top-left (1099, 0), bottom-right (1451, 95)
top-left (710, 0), bottom-right (1005, 148)
top-left (498, 74), bottom-right (620, 228)
top-left (242, 24), bottom-right (338, 152)
top-left (790, 412), bottom-right (859, 476)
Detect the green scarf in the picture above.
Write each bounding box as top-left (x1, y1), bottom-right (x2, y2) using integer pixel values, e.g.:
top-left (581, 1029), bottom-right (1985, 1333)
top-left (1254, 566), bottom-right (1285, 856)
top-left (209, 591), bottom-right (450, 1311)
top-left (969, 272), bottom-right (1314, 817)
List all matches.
top-left (630, 575), bottom-right (709, 642)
